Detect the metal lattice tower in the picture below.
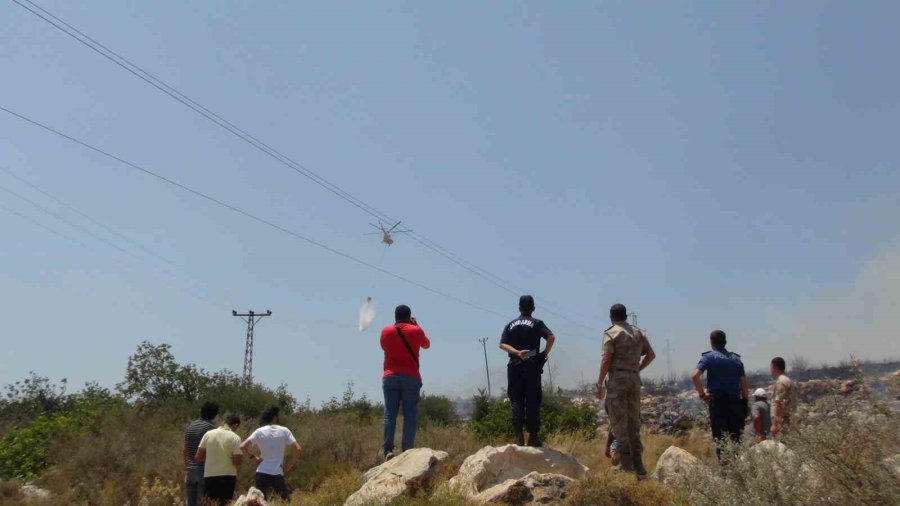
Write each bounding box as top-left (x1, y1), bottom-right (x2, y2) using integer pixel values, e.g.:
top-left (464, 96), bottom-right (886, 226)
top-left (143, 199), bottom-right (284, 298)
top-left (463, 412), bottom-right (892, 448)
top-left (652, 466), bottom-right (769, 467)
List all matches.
top-left (232, 310), bottom-right (272, 382)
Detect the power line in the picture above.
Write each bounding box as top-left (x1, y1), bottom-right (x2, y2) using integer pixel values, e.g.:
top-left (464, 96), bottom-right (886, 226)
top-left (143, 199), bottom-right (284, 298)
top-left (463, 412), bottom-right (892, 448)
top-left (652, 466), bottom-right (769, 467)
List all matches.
top-left (0, 173), bottom-right (232, 309)
top-left (13, 0), bottom-right (599, 332)
top-left (0, 202), bottom-right (88, 247)
top-left (0, 165), bottom-right (181, 269)
top-left (0, 181), bottom-right (133, 257)
top-left (0, 105), bottom-right (508, 318)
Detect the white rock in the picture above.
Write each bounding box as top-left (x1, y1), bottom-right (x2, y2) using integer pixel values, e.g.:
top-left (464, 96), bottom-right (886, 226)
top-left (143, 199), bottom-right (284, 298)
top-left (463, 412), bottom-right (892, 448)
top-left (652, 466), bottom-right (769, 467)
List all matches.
top-left (886, 454), bottom-right (900, 477)
top-left (20, 484), bottom-right (51, 500)
top-left (447, 445), bottom-right (588, 498)
top-left (472, 472), bottom-right (573, 504)
top-left (344, 448), bottom-right (449, 506)
top-left (651, 446), bottom-right (698, 487)
top-left (233, 487), bottom-right (267, 506)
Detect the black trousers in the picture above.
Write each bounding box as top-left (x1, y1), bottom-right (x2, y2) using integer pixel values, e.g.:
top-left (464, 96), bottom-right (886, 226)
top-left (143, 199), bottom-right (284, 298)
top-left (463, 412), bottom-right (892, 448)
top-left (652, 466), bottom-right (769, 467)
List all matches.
top-left (507, 360), bottom-right (543, 434)
top-left (255, 473), bottom-right (289, 500)
top-left (203, 475), bottom-right (236, 506)
top-left (708, 395), bottom-right (747, 460)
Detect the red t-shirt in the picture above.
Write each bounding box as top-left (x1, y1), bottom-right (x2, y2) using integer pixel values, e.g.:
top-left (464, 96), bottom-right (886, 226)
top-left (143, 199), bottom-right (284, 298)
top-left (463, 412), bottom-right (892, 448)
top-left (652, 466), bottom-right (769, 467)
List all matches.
top-left (381, 322), bottom-right (430, 381)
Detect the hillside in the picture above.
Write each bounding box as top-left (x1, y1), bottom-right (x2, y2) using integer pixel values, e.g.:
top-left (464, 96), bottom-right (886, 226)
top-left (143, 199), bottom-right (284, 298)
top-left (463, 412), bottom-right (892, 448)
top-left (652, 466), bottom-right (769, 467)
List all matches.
top-left (1, 342), bottom-right (898, 505)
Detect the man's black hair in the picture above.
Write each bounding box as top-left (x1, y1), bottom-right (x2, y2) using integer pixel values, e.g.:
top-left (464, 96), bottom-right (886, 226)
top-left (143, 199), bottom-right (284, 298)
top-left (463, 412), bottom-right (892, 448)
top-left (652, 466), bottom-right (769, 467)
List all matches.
top-left (610, 303), bottom-right (627, 322)
top-left (260, 405), bottom-right (280, 425)
top-left (771, 356), bottom-right (786, 372)
top-left (710, 330), bottom-right (727, 348)
top-left (225, 414), bottom-right (241, 426)
top-left (200, 401), bottom-right (220, 421)
top-left (395, 304), bottom-right (412, 323)
top-left (519, 295), bottom-right (535, 315)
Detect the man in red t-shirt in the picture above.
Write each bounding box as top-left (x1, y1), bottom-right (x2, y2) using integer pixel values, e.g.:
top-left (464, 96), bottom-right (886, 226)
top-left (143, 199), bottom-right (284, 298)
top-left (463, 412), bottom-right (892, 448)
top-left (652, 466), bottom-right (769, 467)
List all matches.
top-left (380, 304), bottom-right (430, 461)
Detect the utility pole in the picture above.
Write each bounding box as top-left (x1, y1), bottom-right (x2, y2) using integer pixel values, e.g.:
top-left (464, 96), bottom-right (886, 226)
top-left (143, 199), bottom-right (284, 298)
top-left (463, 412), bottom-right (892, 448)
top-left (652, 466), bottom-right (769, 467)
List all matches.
top-left (629, 312), bottom-right (638, 327)
top-left (478, 337), bottom-right (491, 397)
top-left (665, 339), bottom-right (674, 383)
top-left (547, 358), bottom-right (554, 392)
top-left (233, 309), bottom-right (272, 382)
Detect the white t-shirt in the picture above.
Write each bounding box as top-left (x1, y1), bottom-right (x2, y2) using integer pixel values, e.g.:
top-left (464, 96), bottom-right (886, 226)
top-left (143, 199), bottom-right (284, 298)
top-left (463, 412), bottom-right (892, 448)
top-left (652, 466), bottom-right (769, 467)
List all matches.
top-left (246, 424), bottom-right (296, 475)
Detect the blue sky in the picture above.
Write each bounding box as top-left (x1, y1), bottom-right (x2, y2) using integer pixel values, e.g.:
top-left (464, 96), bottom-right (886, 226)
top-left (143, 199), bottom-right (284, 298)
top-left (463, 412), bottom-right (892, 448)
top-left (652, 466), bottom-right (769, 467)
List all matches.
top-left (1, 1), bottom-right (898, 403)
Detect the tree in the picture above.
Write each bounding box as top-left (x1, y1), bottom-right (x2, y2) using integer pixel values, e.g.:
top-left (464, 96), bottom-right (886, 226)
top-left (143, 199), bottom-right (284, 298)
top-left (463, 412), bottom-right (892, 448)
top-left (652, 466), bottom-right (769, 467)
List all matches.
top-left (117, 342), bottom-right (207, 403)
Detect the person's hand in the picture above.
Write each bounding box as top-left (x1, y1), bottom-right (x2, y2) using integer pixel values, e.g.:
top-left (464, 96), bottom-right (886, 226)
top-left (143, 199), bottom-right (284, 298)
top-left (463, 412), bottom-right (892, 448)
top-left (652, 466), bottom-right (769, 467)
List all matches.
top-left (516, 349), bottom-right (528, 360)
top-left (410, 316), bottom-right (418, 326)
top-left (699, 392), bottom-right (710, 404)
top-left (594, 382), bottom-right (604, 400)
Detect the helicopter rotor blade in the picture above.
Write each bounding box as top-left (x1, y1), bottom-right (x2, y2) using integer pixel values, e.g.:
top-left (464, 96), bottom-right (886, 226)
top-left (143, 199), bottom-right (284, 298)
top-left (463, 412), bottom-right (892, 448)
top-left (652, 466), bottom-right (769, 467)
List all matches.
top-left (387, 221), bottom-right (403, 233)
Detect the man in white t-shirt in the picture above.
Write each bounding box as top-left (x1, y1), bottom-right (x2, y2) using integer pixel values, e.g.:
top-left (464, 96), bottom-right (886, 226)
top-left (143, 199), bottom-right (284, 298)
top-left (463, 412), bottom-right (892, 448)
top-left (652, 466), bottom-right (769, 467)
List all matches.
top-left (240, 406), bottom-right (301, 500)
top-left (195, 414), bottom-right (243, 505)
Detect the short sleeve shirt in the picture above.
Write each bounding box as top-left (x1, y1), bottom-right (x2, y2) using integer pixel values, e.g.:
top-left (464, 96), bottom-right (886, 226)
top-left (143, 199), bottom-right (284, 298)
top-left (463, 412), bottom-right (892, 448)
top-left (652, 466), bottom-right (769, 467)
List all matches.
top-left (381, 323), bottom-right (430, 381)
top-left (246, 425), bottom-right (297, 476)
top-left (184, 419), bottom-right (216, 468)
top-left (750, 400), bottom-right (772, 436)
top-left (500, 315), bottom-right (553, 364)
top-left (198, 426), bottom-right (242, 477)
top-left (773, 375), bottom-right (798, 416)
top-left (695, 348), bottom-right (745, 396)
top-left (602, 322), bottom-right (652, 372)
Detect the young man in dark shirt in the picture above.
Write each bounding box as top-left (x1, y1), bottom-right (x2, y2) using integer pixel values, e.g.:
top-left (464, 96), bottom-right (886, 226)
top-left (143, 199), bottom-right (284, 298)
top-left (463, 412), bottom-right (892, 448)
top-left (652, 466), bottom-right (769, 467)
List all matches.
top-left (499, 295), bottom-right (555, 447)
top-left (184, 401), bottom-right (219, 506)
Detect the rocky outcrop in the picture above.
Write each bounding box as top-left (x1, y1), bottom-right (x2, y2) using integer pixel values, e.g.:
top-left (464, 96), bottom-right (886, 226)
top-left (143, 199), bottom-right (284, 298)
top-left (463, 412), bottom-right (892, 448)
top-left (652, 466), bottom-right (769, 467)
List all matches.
top-left (651, 446), bottom-right (698, 487)
top-left (472, 472), bottom-right (574, 504)
top-left (20, 484), bottom-right (51, 501)
top-left (885, 454), bottom-right (900, 478)
top-left (446, 445), bottom-right (587, 503)
top-left (344, 448), bottom-right (448, 506)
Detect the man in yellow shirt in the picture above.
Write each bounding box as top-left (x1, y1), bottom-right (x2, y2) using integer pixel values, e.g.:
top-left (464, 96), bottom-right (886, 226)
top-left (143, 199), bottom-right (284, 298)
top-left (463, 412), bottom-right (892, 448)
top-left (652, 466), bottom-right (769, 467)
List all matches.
top-left (195, 414), bottom-right (243, 505)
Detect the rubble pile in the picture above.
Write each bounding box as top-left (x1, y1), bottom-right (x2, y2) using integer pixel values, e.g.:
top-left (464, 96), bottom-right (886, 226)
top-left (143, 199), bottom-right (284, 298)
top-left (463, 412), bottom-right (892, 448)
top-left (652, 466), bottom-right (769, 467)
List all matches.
top-left (580, 369), bottom-right (899, 434)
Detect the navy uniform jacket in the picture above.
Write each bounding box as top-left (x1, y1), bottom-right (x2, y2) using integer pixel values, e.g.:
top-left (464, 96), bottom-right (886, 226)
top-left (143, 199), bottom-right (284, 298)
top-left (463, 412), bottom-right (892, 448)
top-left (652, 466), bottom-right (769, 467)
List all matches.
top-left (696, 348), bottom-right (745, 397)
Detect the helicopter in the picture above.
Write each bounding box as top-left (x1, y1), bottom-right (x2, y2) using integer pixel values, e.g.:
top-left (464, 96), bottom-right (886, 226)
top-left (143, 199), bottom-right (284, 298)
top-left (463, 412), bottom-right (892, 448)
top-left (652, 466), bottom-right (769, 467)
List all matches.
top-left (365, 220), bottom-right (412, 246)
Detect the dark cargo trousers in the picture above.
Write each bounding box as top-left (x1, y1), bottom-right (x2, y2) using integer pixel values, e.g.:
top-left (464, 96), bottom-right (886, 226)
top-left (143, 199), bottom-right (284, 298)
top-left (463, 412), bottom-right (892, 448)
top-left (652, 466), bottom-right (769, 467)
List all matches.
top-left (507, 360), bottom-right (543, 434)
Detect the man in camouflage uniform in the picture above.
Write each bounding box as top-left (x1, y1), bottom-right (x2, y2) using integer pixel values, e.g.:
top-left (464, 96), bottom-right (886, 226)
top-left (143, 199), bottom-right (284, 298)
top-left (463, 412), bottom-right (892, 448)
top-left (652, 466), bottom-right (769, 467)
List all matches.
top-left (770, 356), bottom-right (797, 437)
top-left (596, 303), bottom-right (655, 479)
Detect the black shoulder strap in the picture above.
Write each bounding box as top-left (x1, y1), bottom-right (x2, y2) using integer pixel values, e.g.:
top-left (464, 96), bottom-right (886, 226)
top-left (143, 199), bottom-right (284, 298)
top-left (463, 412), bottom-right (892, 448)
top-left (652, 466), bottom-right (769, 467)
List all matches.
top-left (394, 325), bottom-right (418, 366)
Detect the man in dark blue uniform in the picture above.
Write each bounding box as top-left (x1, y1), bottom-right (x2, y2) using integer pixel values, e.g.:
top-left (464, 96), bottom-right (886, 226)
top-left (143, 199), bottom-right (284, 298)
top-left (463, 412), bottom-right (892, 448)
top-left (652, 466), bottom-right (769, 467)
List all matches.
top-left (691, 329), bottom-right (750, 461)
top-left (499, 295), bottom-right (556, 447)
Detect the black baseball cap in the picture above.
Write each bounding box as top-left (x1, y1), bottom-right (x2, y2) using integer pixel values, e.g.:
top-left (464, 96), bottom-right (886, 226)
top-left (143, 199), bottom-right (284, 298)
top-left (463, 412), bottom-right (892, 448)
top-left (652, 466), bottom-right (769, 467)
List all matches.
top-left (519, 295), bottom-right (535, 311)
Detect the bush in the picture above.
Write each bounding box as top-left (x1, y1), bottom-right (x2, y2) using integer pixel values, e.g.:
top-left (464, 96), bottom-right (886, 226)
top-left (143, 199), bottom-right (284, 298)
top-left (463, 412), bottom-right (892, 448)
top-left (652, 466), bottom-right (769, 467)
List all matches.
top-left (0, 405), bottom-right (100, 480)
top-left (418, 394), bottom-right (459, 428)
top-left (681, 400), bottom-right (900, 506)
top-left (468, 390), bottom-right (597, 442)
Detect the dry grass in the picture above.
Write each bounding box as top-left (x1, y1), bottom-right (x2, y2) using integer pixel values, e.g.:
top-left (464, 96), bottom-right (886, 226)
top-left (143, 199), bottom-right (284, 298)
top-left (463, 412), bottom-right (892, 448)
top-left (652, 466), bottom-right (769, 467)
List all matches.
top-left (681, 402), bottom-right (900, 506)
top-left (563, 471), bottom-right (680, 506)
top-left (9, 396), bottom-right (896, 506)
top-left (546, 427), bottom-right (716, 474)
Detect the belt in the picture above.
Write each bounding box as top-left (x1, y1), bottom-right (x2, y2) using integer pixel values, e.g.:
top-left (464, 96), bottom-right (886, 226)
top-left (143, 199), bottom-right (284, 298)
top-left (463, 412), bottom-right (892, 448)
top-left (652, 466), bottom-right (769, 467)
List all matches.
top-left (611, 367), bottom-right (639, 373)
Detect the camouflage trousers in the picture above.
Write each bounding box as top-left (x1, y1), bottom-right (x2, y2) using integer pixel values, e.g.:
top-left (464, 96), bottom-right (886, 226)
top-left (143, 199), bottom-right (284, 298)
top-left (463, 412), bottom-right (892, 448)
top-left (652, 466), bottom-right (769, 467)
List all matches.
top-left (605, 371), bottom-right (643, 462)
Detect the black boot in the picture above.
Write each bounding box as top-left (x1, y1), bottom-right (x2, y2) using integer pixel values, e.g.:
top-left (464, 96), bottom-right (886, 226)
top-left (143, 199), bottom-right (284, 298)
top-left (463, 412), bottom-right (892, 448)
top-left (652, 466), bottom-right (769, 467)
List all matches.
top-left (527, 432), bottom-right (543, 448)
top-left (633, 451), bottom-right (648, 480)
top-left (514, 431), bottom-right (525, 446)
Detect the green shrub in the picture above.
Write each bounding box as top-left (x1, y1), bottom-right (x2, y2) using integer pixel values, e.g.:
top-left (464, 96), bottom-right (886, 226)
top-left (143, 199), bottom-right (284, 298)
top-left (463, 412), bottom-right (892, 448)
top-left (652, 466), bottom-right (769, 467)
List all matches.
top-left (418, 394), bottom-right (459, 428)
top-left (468, 390), bottom-right (597, 442)
top-left (0, 405), bottom-right (99, 479)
